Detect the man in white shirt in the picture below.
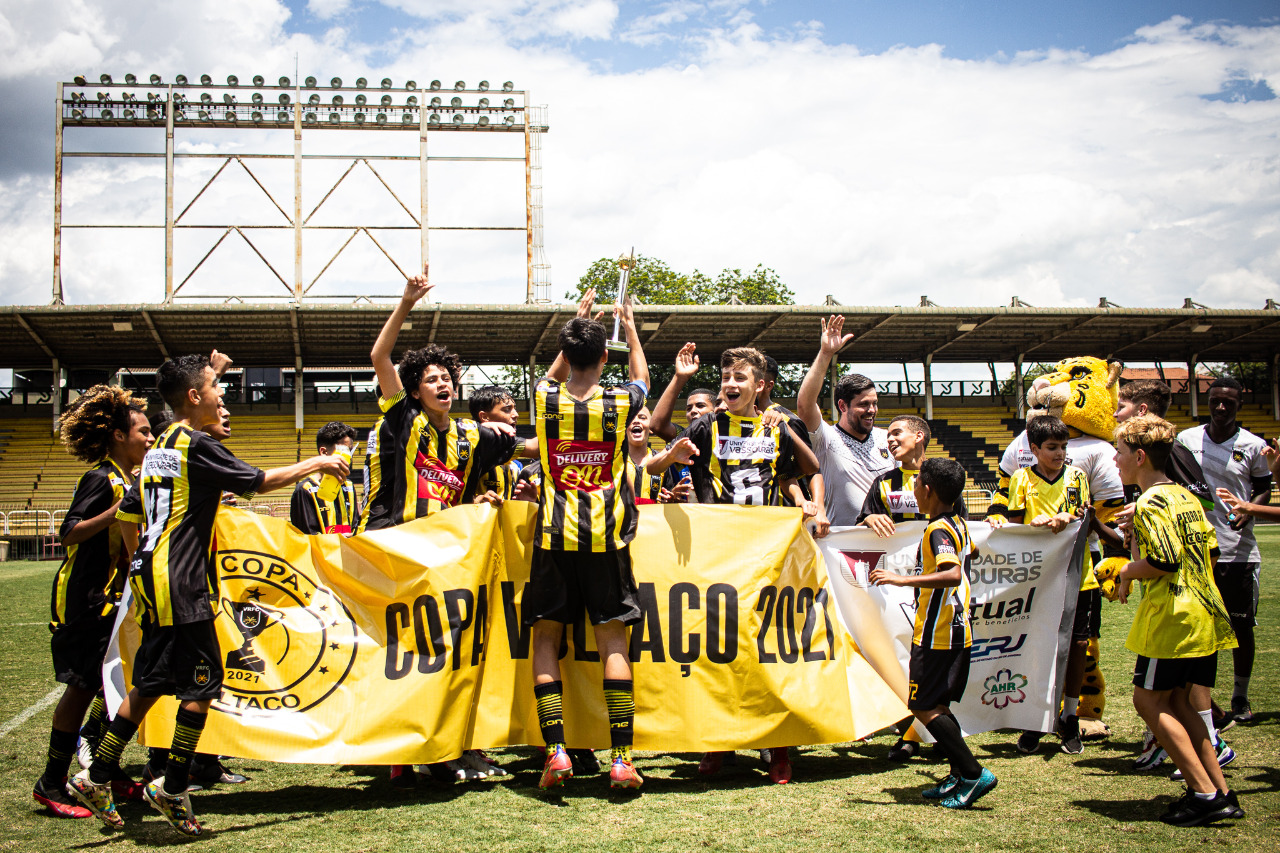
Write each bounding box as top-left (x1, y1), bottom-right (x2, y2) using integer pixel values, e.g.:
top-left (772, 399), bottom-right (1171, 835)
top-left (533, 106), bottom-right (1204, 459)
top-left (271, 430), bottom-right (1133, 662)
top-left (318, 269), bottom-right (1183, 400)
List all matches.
top-left (1177, 376), bottom-right (1273, 724)
top-left (795, 316), bottom-right (893, 527)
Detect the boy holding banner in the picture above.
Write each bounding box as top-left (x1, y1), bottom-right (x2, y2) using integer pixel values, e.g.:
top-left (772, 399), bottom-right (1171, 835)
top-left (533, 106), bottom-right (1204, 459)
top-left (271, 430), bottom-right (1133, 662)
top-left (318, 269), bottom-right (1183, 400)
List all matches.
top-left (1113, 415), bottom-right (1242, 826)
top-left (869, 458), bottom-right (997, 810)
top-left (289, 422), bottom-right (359, 534)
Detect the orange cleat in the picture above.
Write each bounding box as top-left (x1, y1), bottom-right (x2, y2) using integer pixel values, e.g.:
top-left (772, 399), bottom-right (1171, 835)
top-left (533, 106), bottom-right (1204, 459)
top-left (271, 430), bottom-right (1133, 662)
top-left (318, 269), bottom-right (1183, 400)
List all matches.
top-left (609, 757), bottom-right (643, 790)
top-left (539, 745), bottom-right (573, 790)
top-left (768, 746), bottom-right (792, 784)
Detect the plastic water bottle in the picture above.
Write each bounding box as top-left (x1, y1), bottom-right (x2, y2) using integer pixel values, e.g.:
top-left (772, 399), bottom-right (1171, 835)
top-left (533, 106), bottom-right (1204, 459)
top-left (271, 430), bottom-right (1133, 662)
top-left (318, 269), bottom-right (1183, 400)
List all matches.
top-left (317, 443), bottom-right (353, 502)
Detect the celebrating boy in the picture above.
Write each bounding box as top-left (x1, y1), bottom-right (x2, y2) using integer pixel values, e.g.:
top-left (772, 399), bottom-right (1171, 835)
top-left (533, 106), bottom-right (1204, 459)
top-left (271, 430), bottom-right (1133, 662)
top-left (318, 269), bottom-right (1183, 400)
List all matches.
top-left (289, 421), bottom-right (359, 534)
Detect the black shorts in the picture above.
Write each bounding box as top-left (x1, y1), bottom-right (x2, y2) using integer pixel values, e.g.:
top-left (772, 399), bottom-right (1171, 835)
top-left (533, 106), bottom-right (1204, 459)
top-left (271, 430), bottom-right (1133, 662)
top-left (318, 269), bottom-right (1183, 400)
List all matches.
top-left (1132, 654), bottom-right (1217, 691)
top-left (131, 619), bottom-right (223, 701)
top-left (908, 644), bottom-right (970, 711)
top-left (522, 546), bottom-right (642, 627)
top-left (1213, 561), bottom-right (1260, 625)
top-left (1071, 588), bottom-right (1102, 642)
top-left (51, 608), bottom-right (114, 691)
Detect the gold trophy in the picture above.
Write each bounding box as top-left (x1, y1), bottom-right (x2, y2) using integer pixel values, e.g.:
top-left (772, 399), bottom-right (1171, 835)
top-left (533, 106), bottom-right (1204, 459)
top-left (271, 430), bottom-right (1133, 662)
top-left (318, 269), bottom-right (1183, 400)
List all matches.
top-left (606, 248), bottom-right (636, 353)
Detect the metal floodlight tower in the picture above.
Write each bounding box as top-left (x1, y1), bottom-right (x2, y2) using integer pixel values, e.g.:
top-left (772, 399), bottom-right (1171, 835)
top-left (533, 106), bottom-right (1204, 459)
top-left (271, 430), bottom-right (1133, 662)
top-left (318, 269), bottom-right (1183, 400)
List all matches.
top-left (54, 75), bottom-right (552, 305)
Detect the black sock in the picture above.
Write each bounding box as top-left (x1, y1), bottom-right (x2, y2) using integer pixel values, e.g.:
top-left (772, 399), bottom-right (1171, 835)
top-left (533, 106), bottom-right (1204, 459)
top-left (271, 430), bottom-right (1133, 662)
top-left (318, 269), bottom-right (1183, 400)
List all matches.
top-left (925, 715), bottom-right (981, 780)
top-left (41, 727), bottom-right (79, 785)
top-left (603, 679), bottom-right (634, 761)
top-left (163, 708), bottom-right (207, 795)
top-left (147, 746), bottom-right (170, 777)
top-left (90, 716), bottom-right (139, 784)
top-left (534, 681), bottom-right (565, 747)
top-left (80, 694), bottom-right (107, 743)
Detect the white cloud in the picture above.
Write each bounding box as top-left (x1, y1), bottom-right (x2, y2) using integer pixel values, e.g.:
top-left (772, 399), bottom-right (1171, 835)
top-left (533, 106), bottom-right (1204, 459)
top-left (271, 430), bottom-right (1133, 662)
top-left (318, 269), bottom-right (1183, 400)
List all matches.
top-left (2, 3), bottom-right (1279, 329)
top-left (308, 0), bottom-right (352, 20)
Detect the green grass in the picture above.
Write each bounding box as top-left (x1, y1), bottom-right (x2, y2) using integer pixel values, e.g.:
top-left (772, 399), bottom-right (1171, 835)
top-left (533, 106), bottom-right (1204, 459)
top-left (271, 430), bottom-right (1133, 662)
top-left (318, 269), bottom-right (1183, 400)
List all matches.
top-left (2, 531), bottom-right (1279, 851)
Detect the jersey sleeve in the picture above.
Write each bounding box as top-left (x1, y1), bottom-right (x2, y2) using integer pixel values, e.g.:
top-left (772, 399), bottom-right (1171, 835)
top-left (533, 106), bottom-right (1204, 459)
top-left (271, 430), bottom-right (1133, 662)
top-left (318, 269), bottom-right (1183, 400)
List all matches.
top-left (927, 525), bottom-right (962, 569)
top-left (1167, 442), bottom-right (1214, 512)
top-left (1134, 502), bottom-right (1180, 572)
top-left (474, 423), bottom-right (520, 472)
top-left (60, 467), bottom-right (116, 539)
top-left (116, 482), bottom-right (143, 524)
top-left (187, 433), bottom-right (266, 498)
top-left (856, 474), bottom-right (890, 524)
top-left (289, 481), bottom-right (321, 534)
top-left (676, 415), bottom-right (714, 475)
top-left (1005, 470), bottom-right (1027, 523)
top-left (988, 434), bottom-right (1024, 519)
top-left (774, 422), bottom-right (800, 482)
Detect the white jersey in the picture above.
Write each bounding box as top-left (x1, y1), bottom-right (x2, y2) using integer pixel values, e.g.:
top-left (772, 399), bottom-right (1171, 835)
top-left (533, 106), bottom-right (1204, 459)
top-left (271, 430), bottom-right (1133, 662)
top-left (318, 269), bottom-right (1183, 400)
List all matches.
top-left (809, 422), bottom-right (893, 526)
top-left (1177, 425), bottom-right (1271, 562)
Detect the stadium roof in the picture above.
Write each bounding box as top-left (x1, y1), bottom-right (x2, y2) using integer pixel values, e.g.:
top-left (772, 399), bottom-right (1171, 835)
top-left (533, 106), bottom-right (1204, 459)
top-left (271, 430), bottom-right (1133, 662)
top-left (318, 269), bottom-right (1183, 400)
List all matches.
top-left (2, 302), bottom-right (1278, 370)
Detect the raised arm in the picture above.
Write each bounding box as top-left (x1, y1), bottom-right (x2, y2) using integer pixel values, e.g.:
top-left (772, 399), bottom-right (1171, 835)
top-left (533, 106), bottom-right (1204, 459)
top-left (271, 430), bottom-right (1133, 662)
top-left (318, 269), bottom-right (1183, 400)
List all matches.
top-left (646, 436), bottom-right (698, 475)
top-left (547, 288), bottom-right (602, 383)
top-left (259, 453), bottom-right (350, 495)
top-left (618, 297), bottom-right (649, 388)
top-left (371, 266), bottom-right (432, 399)
top-left (650, 342), bottom-right (699, 442)
top-left (797, 315), bottom-right (853, 432)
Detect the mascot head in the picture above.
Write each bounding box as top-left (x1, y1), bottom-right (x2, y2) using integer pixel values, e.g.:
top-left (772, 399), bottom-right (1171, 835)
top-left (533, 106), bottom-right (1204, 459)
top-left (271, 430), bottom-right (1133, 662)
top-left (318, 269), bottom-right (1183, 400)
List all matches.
top-left (1025, 357), bottom-right (1122, 441)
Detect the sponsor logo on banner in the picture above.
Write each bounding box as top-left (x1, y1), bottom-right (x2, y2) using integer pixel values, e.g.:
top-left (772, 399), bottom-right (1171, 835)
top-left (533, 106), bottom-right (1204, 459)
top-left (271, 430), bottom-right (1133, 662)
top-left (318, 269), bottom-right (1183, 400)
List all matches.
top-left (547, 440), bottom-right (614, 491)
top-left (715, 436), bottom-right (778, 460)
top-left (886, 490), bottom-right (919, 515)
top-left (215, 550), bottom-right (358, 716)
top-left (970, 633), bottom-right (1028, 660)
top-left (980, 668), bottom-right (1028, 709)
top-left (143, 448), bottom-right (182, 478)
top-left (416, 454), bottom-right (465, 505)
top-left (837, 551), bottom-right (885, 587)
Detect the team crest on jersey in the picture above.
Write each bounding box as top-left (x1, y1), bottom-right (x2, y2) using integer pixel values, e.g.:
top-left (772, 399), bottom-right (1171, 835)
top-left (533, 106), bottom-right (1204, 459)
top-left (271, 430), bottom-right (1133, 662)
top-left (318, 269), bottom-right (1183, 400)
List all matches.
top-left (602, 410), bottom-right (618, 434)
top-left (456, 435), bottom-right (471, 463)
top-left (193, 664), bottom-right (211, 686)
top-left (1066, 485), bottom-right (1081, 506)
top-left (1232, 449), bottom-right (1245, 463)
top-left (879, 447), bottom-right (890, 459)
top-left (214, 550), bottom-right (358, 716)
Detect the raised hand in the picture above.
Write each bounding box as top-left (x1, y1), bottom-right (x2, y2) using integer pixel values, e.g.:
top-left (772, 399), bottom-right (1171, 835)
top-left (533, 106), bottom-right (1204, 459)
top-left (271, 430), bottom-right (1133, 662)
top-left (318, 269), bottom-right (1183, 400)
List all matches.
top-left (669, 437), bottom-right (698, 465)
top-left (209, 349), bottom-right (233, 378)
top-left (819, 315), bottom-right (854, 357)
top-left (674, 342), bottom-right (700, 379)
top-left (403, 264), bottom-right (432, 305)
top-left (577, 287), bottom-right (604, 322)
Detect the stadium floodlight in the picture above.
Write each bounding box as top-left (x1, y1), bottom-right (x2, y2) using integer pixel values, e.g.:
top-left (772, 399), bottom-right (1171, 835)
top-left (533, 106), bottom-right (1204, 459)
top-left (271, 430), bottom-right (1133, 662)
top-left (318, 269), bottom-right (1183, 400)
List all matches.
top-left (225, 111), bottom-right (236, 122)
top-left (503, 98), bottom-right (514, 108)
top-left (430, 80), bottom-right (441, 90)
top-left (355, 93), bottom-right (367, 106)
top-left (279, 93), bottom-right (291, 105)
top-left (403, 113), bottom-right (414, 124)
top-left (121, 92), bottom-right (137, 102)
top-left (329, 112), bottom-right (340, 124)
top-left (450, 96), bottom-right (462, 108)
top-left (228, 75), bottom-right (239, 86)
top-left (277, 110), bottom-right (289, 121)
top-left (376, 112), bottom-right (387, 125)
top-left (332, 94), bottom-right (344, 106)
top-left (452, 113), bottom-right (464, 125)
top-left (123, 108), bottom-right (135, 119)
top-left (97, 91), bottom-right (109, 102)
top-left (356, 77), bottom-right (367, 88)
top-left (201, 92), bottom-right (212, 104)
top-left (223, 93), bottom-right (236, 105)
top-left (476, 115), bottom-right (489, 127)
top-left (150, 74), bottom-right (161, 85)
top-left (406, 80), bottom-right (417, 90)
top-left (176, 74), bottom-right (188, 85)
top-left (71, 108), bottom-right (84, 119)
top-left (252, 110), bottom-right (263, 123)
top-left (502, 81), bottom-right (513, 92)
top-left (100, 74), bottom-right (112, 84)
top-left (381, 94), bottom-right (392, 106)
top-left (125, 73), bottom-right (137, 84)
top-left (354, 112), bottom-right (365, 124)
top-left (70, 91), bottom-right (84, 102)
top-left (305, 76), bottom-right (317, 87)
top-left (198, 109), bottom-right (211, 120)
top-left (252, 92), bottom-right (264, 105)
top-left (175, 110), bottom-right (187, 121)
top-left (428, 112), bottom-right (440, 125)
top-left (454, 80), bottom-right (465, 91)
top-left (407, 95), bottom-right (419, 107)
top-left (331, 77), bottom-right (342, 87)
top-left (201, 74), bottom-right (212, 85)
top-left (279, 76), bottom-right (290, 87)
top-left (478, 80), bottom-right (489, 91)
top-left (74, 75), bottom-right (86, 85)
top-left (253, 75), bottom-right (264, 86)
top-left (308, 93), bottom-right (320, 105)
top-left (381, 78), bottom-right (392, 89)
top-left (305, 111), bottom-right (317, 123)
top-left (430, 96), bottom-right (442, 107)
top-left (478, 97), bottom-right (489, 107)
top-left (503, 115), bottom-right (514, 126)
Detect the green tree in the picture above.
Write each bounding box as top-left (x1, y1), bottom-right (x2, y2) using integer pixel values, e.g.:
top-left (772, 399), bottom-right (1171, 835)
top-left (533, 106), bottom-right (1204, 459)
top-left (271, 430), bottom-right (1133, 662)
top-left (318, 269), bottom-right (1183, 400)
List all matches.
top-left (1207, 362), bottom-right (1267, 393)
top-left (567, 256), bottom-right (795, 307)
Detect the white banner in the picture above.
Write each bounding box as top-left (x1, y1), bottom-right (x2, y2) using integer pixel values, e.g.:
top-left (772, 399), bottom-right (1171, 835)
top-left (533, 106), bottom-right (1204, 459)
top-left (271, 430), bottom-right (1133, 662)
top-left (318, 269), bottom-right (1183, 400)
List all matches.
top-left (820, 520), bottom-right (1086, 737)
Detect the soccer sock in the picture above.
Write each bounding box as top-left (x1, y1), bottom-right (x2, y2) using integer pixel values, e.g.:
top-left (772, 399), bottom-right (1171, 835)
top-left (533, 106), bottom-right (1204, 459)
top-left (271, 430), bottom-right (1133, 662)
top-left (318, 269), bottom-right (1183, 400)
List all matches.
top-left (41, 727), bottom-right (79, 785)
top-left (603, 678), bottom-right (635, 762)
top-left (1061, 696), bottom-right (1079, 720)
top-left (925, 715), bottom-right (981, 781)
top-left (1233, 675), bottom-right (1251, 700)
top-left (163, 708), bottom-right (207, 795)
top-left (147, 746), bottom-right (170, 776)
top-left (80, 694), bottom-right (107, 743)
top-left (1199, 709), bottom-right (1217, 742)
top-left (89, 716), bottom-right (139, 784)
top-left (534, 681), bottom-right (566, 748)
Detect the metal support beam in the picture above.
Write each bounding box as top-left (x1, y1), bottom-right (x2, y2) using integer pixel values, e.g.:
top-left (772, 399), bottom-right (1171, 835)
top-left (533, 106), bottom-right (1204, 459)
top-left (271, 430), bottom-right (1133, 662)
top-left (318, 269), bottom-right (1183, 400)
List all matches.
top-left (420, 110), bottom-right (429, 277)
top-left (524, 94), bottom-right (533, 304)
top-left (294, 87), bottom-right (303, 300)
top-left (139, 310), bottom-right (170, 360)
top-left (53, 82), bottom-right (64, 305)
top-left (746, 313), bottom-right (787, 347)
top-left (528, 354), bottom-right (537, 407)
top-left (165, 86), bottom-right (175, 303)
top-left (428, 308), bottom-right (442, 344)
top-left (14, 314), bottom-right (56, 360)
top-left (52, 358), bottom-right (61, 434)
top-left (924, 354), bottom-right (934, 421)
top-left (1188, 355), bottom-right (1199, 419)
top-left (295, 356), bottom-right (304, 434)
top-left (1014, 354), bottom-right (1025, 419)
top-left (530, 311), bottom-right (561, 357)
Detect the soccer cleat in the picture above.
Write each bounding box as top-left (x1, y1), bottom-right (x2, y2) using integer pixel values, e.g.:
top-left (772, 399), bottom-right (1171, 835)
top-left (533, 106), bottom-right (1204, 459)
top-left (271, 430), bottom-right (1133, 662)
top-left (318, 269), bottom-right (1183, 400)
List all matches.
top-left (539, 745), bottom-right (573, 790)
top-left (1212, 702), bottom-right (1236, 733)
top-left (143, 777), bottom-right (202, 837)
top-left (1230, 696), bottom-right (1254, 725)
top-left (1016, 730), bottom-right (1043, 755)
top-left (698, 751), bottom-right (725, 776)
top-left (1059, 715), bottom-right (1084, 755)
top-left (940, 768), bottom-right (997, 810)
top-left (33, 777), bottom-right (92, 818)
top-left (389, 764), bottom-right (416, 788)
top-left (66, 769), bottom-right (123, 829)
top-left (609, 757), bottom-right (643, 790)
top-left (460, 749), bottom-right (503, 777)
top-left (1133, 731), bottom-right (1166, 771)
top-left (110, 778), bottom-right (145, 802)
top-left (768, 747), bottom-right (792, 784)
top-left (76, 737), bottom-right (96, 771)
top-left (887, 738), bottom-right (920, 761)
top-left (921, 775), bottom-right (959, 800)
top-left (191, 757), bottom-right (249, 786)
top-left (1224, 790), bottom-right (1245, 820)
top-left (1159, 790), bottom-right (1236, 827)
top-left (1171, 736), bottom-right (1237, 780)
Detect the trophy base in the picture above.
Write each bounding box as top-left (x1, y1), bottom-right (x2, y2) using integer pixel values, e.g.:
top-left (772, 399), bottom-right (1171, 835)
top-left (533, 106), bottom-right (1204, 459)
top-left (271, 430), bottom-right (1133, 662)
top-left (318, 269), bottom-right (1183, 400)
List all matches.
top-left (605, 340), bottom-right (630, 352)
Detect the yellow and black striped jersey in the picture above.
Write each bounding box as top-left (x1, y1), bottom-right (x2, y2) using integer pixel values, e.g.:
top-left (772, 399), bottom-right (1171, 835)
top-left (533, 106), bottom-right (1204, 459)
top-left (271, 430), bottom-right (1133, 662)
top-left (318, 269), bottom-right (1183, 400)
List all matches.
top-left (534, 378), bottom-right (647, 552)
top-left (857, 467), bottom-right (967, 524)
top-left (913, 513), bottom-right (975, 650)
top-left (1127, 483), bottom-right (1234, 659)
top-left (117, 423), bottom-right (264, 627)
top-left (679, 412), bottom-right (797, 506)
top-left (289, 473), bottom-right (359, 534)
top-left (51, 458), bottom-right (131, 628)
top-left (625, 453), bottom-right (664, 504)
top-left (1007, 464), bottom-right (1097, 590)
top-left (480, 459), bottom-right (520, 502)
top-left (357, 389), bottom-right (518, 533)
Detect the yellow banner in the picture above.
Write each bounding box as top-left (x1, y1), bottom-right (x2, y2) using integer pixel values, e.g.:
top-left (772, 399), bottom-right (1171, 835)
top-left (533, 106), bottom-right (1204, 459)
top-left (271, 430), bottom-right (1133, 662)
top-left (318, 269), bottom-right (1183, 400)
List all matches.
top-left (128, 504), bottom-right (907, 764)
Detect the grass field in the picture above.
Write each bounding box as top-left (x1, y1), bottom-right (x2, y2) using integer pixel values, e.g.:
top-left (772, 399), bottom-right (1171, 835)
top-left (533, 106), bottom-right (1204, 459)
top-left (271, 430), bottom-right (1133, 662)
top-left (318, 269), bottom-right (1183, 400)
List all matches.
top-left (1, 530), bottom-right (1277, 852)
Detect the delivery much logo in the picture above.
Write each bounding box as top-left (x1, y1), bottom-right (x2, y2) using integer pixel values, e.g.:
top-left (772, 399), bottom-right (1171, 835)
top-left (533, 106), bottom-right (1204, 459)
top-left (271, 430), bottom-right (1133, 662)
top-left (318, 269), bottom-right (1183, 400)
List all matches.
top-left (980, 668), bottom-right (1028, 709)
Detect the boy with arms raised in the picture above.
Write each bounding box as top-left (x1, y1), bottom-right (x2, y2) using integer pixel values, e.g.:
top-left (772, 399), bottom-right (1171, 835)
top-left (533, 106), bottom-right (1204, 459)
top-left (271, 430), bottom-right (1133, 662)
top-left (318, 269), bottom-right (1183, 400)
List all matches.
top-left (993, 416), bottom-right (1095, 755)
top-left (869, 458), bottom-right (997, 809)
top-left (289, 421), bottom-right (360, 534)
top-left (69, 353), bottom-right (348, 837)
top-left (647, 346), bottom-right (819, 783)
top-left (526, 298), bottom-right (650, 792)
top-left (1114, 415), bottom-right (1241, 826)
